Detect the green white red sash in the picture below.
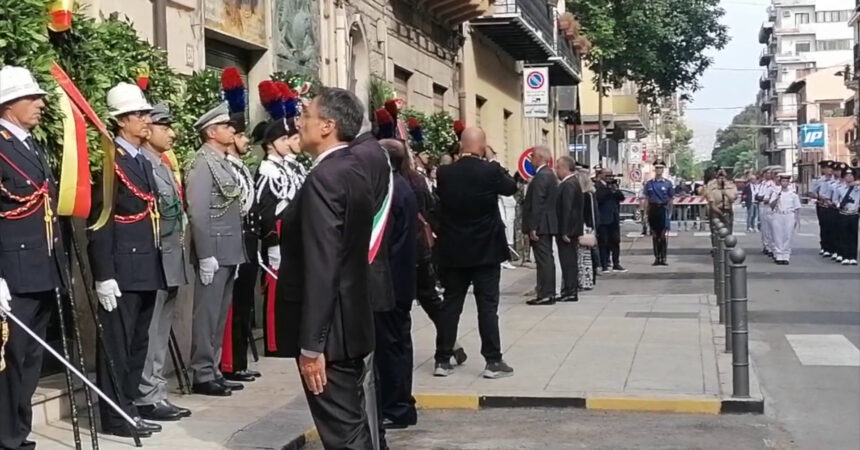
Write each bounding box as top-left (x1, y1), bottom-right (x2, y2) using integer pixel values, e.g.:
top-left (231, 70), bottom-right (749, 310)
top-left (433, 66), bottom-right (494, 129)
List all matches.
top-left (368, 164), bottom-right (393, 263)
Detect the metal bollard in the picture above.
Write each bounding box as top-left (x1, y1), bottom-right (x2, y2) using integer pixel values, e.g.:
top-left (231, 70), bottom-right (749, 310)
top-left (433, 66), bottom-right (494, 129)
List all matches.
top-left (729, 247), bottom-right (750, 398)
top-left (711, 219), bottom-right (723, 300)
top-left (723, 235), bottom-right (737, 353)
top-left (717, 227), bottom-right (729, 324)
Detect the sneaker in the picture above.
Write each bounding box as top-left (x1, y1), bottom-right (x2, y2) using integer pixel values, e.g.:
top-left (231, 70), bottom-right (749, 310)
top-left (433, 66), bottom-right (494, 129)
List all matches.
top-left (842, 259), bottom-right (852, 265)
top-left (612, 265), bottom-right (627, 273)
top-left (482, 360), bottom-right (514, 379)
top-left (850, 260), bottom-right (858, 266)
top-left (823, 252), bottom-right (831, 258)
top-left (433, 361), bottom-right (454, 377)
top-left (501, 262), bottom-right (516, 270)
top-left (836, 256), bottom-right (844, 263)
top-left (819, 249), bottom-right (825, 255)
top-left (600, 267), bottom-right (613, 274)
top-left (453, 347), bottom-right (468, 366)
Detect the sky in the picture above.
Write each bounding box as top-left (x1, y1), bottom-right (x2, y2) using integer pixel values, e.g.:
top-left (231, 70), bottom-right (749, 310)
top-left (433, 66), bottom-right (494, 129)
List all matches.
top-left (684, 0), bottom-right (771, 159)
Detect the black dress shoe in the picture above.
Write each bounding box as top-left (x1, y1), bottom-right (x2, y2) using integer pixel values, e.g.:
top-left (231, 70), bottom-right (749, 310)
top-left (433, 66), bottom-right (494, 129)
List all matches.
top-left (559, 294), bottom-right (579, 302)
top-left (135, 418), bottom-right (162, 433)
top-left (526, 297), bottom-right (556, 306)
top-left (163, 399), bottom-right (192, 418)
top-left (138, 402), bottom-right (182, 421)
top-left (224, 371), bottom-right (256, 382)
top-left (245, 369), bottom-right (262, 378)
top-left (382, 417), bottom-right (411, 430)
top-left (216, 377), bottom-right (245, 391)
top-left (103, 423), bottom-right (152, 439)
top-left (192, 381), bottom-right (232, 396)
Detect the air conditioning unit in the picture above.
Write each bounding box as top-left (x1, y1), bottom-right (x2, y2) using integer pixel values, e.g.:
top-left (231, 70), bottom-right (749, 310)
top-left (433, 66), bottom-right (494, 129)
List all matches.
top-left (782, 11), bottom-right (791, 18)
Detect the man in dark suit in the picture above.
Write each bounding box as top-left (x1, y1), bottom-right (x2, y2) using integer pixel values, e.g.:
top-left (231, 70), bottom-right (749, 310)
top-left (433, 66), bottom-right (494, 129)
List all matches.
top-left (274, 88), bottom-right (375, 449)
top-left (88, 82), bottom-right (166, 438)
top-left (522, 145), bottom-right (559, 305)
top-left (555, 156), bottom-right (584, 302)
top-left (433, 127), bottom-right (518, 379)
top-left (595, 168), bottom-right (626, 272)
top-left (0, 65), bottom-right (68, 450)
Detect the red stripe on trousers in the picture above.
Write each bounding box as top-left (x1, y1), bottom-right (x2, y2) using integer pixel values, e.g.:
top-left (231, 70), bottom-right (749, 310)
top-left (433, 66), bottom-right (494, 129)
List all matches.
top-left (220, 305), bottom-right (234, 373)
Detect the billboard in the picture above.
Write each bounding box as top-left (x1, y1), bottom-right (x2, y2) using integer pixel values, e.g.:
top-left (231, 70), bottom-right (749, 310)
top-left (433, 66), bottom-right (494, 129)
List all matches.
top-left (799, 123), bottom-right (827, 151)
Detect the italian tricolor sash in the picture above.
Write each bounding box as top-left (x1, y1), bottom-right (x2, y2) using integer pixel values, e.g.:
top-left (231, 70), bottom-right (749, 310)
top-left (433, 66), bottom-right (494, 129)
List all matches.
top-left (368, 167), bottom-right (393, 263)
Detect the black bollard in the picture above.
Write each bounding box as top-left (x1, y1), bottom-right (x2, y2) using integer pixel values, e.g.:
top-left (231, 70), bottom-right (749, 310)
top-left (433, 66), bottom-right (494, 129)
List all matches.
top-left (729, 247), bottom-right (750, 398)
top-left (717, 227), bottom-right (730, 324)
top-left (723, 235), bottom-right (737, 353)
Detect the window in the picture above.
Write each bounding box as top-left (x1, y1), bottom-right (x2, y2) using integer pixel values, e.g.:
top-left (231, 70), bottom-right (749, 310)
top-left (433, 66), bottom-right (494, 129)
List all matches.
top-left (815, 10), bottom-right (852, 23)
top-left (795, 13), bottom-right (810, 24)
top-left (541, 129), bottom-right (549, 145)
top-left (475, 96), bottom-right (487, 128)
top-left (816, 39), bottom-right (852, 51)
top-left (433, 84), bottom-right (446, 113)
top-left (393, 66), bottom-right (411, 104)
top-left (796, 68), bottom-right (814, 78)
top-left (795, 42), bottom-right (811, 53)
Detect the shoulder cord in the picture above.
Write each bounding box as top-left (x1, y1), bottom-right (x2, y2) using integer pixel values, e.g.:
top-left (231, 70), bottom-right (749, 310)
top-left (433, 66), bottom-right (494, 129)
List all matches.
top-left (204, 151), bottom-right (241, 219)
top-left (227, 158), bottom-right (255, 217)
top-left (0, 151), bottom-right (53, 255)
top-left (114, 164), bottom-right (160, 248)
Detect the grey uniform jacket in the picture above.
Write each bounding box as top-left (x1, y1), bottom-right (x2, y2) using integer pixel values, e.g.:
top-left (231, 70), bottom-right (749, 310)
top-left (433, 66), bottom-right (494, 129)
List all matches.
top-left (143, 147), bottom-right (190, 287)
top-left (185, 144), bottom-right (246, 267)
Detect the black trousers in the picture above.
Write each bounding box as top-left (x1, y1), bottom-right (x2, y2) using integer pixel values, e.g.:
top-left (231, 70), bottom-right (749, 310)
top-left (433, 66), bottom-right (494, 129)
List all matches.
top-left (301, 357), bottom-right (373, 450)
top-left (532, 234), bottom-right (556, 298)
top-left (97, 290), bottom-right (156, 430)
top-left (415, 258), bottom-right (439, 308)
top-left (822, 208), bottom-right (838, 254)
top-left (374, 305), bottom-right (417, 426)
top-left (556, 237), bottom-right (579, 297)
top-left (838, 214), bottom-right (859, 260)
top-left (223, 260), bottom-right (258, 375)
top-left (597, 223), bottom-right (621, 268)
top-left (815, 205), bottom-right (825, 251)
top-left (435, 264), bottom-right (502, 364)
top-left (0, 291), bottom-right (53, 450)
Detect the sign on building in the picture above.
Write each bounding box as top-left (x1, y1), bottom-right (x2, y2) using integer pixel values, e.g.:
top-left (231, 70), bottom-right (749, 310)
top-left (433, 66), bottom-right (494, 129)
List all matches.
top-left (523, 67), bottom-right (549, 118)
top-left (799, 123), bottom-right (827, 151)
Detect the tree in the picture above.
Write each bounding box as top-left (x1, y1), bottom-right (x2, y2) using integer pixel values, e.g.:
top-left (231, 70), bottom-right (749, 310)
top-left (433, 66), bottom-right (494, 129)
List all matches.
top-left (567, 0), bottom-right (729, 106)
top-left (712, 104), bottom-right (760, 161)
top-left (666, 122), bottom-right (701, 180)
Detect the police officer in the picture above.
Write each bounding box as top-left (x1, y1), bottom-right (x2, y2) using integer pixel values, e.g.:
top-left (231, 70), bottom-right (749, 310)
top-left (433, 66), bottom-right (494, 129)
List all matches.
top-left (833, 166), bottom-right (859, 265)
top-left (135, 103), bottom-right (192, 421)
top-left (814, 161), bottom-right (838, 258)
top-left (186, 103), bottom-right (246, 396)
top-left (706, 168), bottom-right (738, 233)
top-left (88, 82), bottom-right (165, 437)
top-left (220, 108), bottom-right (262, 383)
top-left (642, 160), bottom-right (674, 265)
top-left (0, 65), bottom-right (68, 450)
top-left (810, 160), bottom-right (834, 256)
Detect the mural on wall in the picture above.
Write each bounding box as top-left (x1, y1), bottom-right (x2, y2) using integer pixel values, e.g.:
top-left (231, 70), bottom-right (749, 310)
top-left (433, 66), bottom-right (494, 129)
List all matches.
top-left (275, 0), bottom-right (320, 75)
top-left (204, 0), bottom-right (268, 47)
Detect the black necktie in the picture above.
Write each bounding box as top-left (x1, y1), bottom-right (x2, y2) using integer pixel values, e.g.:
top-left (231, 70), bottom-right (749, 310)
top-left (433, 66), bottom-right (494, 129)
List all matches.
top-left (135, 153), bottom-right (147, 171)
top-left (25, 136), bottom-right (39, 156)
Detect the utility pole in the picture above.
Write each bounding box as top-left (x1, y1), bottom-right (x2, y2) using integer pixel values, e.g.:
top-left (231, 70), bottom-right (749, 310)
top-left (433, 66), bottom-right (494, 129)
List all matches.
top-left (153, 0), bottom-right (167, 50)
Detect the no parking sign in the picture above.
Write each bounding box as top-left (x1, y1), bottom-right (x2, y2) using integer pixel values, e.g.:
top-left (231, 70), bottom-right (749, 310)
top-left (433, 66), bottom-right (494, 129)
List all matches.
top-left (517, 147), bottom-right (553, 180)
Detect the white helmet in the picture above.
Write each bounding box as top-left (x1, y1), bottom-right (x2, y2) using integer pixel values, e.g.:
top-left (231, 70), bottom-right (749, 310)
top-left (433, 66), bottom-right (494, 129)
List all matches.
top-left (106, 82), bottom-right (152, 117)
top-left (0, 66), bottom-right (47, 106)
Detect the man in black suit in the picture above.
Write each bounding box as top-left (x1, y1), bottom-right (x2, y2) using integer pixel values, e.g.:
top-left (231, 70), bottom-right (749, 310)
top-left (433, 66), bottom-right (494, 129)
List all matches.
top-left (88, 82), bottom-right (166, 438)
top-left (0, 65), bottom-right (68, 450)
top-left (273, 88), bottom-right (375, 449)
top-left (522, 146), bottom-right (559, 305)
top-left (555, 156), bottom-right (584, 302)
top-left (433, 127), bottom-right (518, 379)
top-left (595, 168), bottom-right (626, 273)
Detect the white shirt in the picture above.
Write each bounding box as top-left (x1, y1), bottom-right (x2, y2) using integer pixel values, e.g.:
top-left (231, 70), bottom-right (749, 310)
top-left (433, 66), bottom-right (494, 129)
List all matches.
top-left (562, 173), bottom-right (576, 183)
top-left (0, 119), bottom-right (31, 148)
top-left (115, 136), bottom-right (142, 159)
top-left (773, 189), bottom-right (801, 214)
top-left (312, 144), bottom-right (349, 168)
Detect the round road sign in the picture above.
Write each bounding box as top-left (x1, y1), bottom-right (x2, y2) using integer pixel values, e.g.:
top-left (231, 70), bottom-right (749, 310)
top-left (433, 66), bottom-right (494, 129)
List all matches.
top-left (517, 148), bottom-right (553, 180)
top-left (526, 71), bottom-right (546, 90)
top-left (630, 168), bottom-right (642, 182)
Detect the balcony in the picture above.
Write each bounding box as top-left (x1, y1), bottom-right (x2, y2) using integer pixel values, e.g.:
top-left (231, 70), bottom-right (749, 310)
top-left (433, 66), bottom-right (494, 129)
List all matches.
top-left (471, 0), bottom-right (555, 63)
top-left (759, 22), bottom-right (773, 44)
top-left (760, 75), bottom-right (772, 90)
top-left (775, 108), bottom-right (797, 121)
top-left (547, 32), bottom-right (582, 86)
top-left (774, 22), bottom-right (815, 36)
top-left (612, 94), bottom-right (649, 130)
top-left (774, 51), bottom-right (813, 64)
top-left (759, 47), bottom-right (773, 66)
top-left (423, 0), bottom-right (493, 26)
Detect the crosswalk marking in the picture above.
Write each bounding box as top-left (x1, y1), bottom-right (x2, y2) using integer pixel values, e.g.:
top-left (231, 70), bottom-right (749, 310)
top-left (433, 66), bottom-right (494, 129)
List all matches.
top-left (786, 334), bottom-right (860, 367)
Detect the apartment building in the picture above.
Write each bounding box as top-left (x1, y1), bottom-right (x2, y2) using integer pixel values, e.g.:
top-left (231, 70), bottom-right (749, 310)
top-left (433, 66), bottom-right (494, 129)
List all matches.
top-left (758, 0), bottom-right (855, 174)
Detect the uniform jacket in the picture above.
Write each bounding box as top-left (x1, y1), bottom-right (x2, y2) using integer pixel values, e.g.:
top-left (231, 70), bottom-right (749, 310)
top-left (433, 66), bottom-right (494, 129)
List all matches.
top-left (272, 147), bottom-right (375, 362)
top-left (185, 144), bottom-right (246, 267)
top-left (142, 147), bottom-right (189, 288)
top-left (522, 165), bottom-right (559, 235)
top-left (88, 141), bottom-right (165, 292)
top-left (255, 155), bottom-right (303, 250)
top-left (706, 179), bottom-right (738, 211)
top-left (349, 132), bottom-right (395, 313)
top-left (389, 173), bottom-right (417, 308)
top-left (556, 175), bottom-right (584, 239)
top-left (434, 156), bottom-right (518, 268)
top-left (595, 179), bottom-right (625, 225)
top-left (0, 125), bottom-right (66, 294)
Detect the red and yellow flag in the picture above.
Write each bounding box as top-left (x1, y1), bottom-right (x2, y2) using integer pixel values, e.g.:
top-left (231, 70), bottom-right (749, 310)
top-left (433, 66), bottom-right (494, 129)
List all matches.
top-left (54, 87), bottom-right (91, 218)
top-left (47, 0), bottom-right (74, 33)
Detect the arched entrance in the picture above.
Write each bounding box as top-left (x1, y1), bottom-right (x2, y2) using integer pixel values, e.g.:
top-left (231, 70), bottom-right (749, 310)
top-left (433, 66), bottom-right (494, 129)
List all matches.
top-left (349, 22), bottom-right (371, 115)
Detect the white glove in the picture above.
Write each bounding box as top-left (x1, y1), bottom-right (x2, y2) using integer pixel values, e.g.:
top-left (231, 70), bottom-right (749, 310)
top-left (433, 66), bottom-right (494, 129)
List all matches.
top-left (199, 257), bottom-right (219, 286)
top-left (267, 246), bottom-right (281, 271)
top-left (0, 278), bottom-right (11, 317)
top-left (95, 279), bottom-right (122, 312)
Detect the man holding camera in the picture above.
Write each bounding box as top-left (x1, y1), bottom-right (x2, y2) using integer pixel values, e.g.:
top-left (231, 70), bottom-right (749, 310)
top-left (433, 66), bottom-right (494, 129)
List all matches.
top-left (706, 168), bottom-right (738, 234)
top-left (594, 168), bottom-right (626, 273)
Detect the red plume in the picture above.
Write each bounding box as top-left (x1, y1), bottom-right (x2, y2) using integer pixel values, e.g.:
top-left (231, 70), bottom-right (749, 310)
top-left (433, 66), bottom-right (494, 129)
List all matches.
top-left (407, 117), bottom-right (421, 130)
top-left (275, 81), bottom-right (296, 99)
top-left (375, 108), bottom-right (394, 125)
top-left (453, 120), bottom-right (465, 134)
top-left (220, 67), bottom-right (244, 90)
top-left (384, 99), bottom-right (400, 117)
top-left (258, 80), bottom-right (280, 106)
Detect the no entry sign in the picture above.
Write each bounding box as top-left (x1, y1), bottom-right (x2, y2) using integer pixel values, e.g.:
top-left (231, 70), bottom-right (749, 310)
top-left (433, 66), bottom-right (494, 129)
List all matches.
top-left (517, 147), bottom-right (553, 180)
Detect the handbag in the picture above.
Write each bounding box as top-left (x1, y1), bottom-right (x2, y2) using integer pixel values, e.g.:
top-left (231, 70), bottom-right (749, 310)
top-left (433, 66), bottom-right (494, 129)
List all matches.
top-left (417, 212), bottom-right (435, 248)
top-left (578, 192), bottom-right (598, 247)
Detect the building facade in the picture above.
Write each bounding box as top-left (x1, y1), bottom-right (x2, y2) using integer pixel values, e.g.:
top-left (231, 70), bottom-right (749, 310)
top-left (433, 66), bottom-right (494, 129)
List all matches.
top-left (758, 0), bottom-right (855, 174)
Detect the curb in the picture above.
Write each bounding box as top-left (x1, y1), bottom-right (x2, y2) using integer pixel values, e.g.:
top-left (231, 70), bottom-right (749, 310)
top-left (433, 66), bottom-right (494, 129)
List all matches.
top-left (282, 427), bottom-right (319, 450)
top-left (414, 393), bottom-right (764, 415)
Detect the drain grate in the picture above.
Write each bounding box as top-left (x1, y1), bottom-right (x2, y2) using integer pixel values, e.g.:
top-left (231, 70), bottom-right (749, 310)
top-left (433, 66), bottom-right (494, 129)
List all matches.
top-left (625, 312), bottom-right (700, 319)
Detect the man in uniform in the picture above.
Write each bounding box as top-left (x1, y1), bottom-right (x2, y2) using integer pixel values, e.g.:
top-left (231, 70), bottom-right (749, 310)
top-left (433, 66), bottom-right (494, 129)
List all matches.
top-left (0, 65), bottom-right (68, 450)
top-left (642, 160), bottom-right (674, 266)
top-left (88, 82), bottom-right (165, 437)
top-left (833, 166), bottom-right (859, 265)
top-left (135, 104), bottom-right (192, 421)
top-left (186, 103), bottom-right (246, 396)
top-left (758, 167), bottom-right (779, 257)
top-left (769, 173), bottom-right (801, 265)
top-left (829, 163), bottom-right (853, 264)
top-left (706, 168), bottom-right (738, 233)
top-left (810, 160), bottom-right (834, 256)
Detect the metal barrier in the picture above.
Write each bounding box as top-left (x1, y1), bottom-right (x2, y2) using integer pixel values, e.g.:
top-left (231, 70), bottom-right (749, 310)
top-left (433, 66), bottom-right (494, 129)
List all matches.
top-left (709, 219), bottom-right (750, 398)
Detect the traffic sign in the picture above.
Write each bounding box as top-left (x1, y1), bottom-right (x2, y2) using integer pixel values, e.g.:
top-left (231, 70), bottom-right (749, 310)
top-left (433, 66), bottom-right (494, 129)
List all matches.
top-left (630, 168), bottom-right (642, 182)
top-left (524, 105), bottom-right (549, 118)
top-left (523, 67), bottom-right (549, 107)
top-left (517, 147), bottom-right (553, 180)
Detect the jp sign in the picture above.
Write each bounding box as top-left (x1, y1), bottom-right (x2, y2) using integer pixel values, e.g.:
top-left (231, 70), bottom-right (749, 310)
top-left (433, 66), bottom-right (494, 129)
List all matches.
top-left (799, 123), bottom-right (827, 150)
top-left (523, 67), bottom-right (549, 118)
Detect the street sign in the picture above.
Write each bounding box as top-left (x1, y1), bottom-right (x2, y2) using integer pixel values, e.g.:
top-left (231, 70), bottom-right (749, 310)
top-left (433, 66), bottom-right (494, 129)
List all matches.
top-left (524, 105), bottom-right (549, 118)
top-left (799, 123), bottom-right (827, 151)
top-left (517, 147), bottom-right (553, 180)
top-left (523, 68), bottom-right (549, 105)
top-left (568, 143), bottom-right (586, 153)
top-left (630, 168), bottom-right (642, 182)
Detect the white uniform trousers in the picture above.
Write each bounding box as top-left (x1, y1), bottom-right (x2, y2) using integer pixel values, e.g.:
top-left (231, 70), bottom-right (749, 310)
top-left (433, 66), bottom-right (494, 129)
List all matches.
top-left (771, 211), bottom-right (795, 261)
top-left (760, 208), bottom-right (774, 252)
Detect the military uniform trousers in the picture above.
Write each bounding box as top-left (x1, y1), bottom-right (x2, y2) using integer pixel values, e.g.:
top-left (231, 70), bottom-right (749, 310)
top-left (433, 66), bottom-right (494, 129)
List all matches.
top-left (135, 287), bottom-right (179, 406)
top-left (0, 291), bottom-right (53, 450)
top-left (837, 213), bottom-right (859, 261)
top-left (221, 234), bottom-right (258, 376)
top-left (821, 207), bottom-right (838, 255)
top-left (190, 266), bottom-right (236, 384)
top-left (760, 208), bottom-right (774, 252)
top-left (770, 211), bottom-right (796, 262)
top-left (98, 290), bottom-right (157, 429)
